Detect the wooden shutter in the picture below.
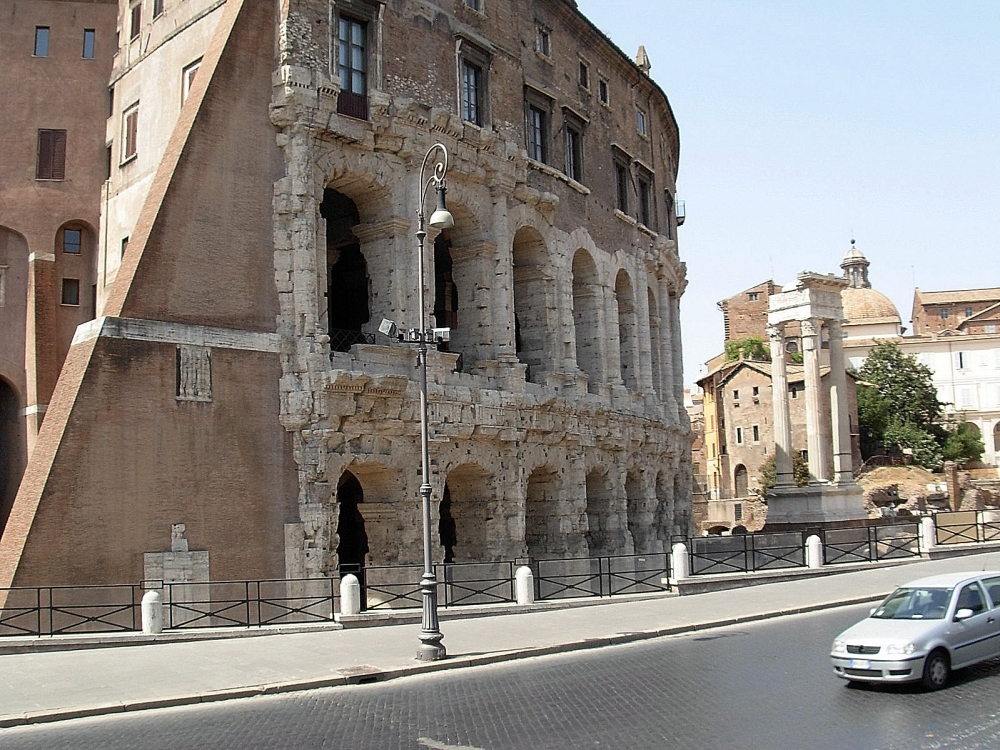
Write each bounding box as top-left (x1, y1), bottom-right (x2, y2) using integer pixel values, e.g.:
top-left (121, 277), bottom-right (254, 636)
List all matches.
top-left (36, 130), bottom-right (66, 180)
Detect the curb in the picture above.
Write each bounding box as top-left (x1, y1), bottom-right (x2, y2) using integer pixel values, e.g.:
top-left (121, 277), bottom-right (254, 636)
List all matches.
top-left (0, 592), bottom-right (886, 730)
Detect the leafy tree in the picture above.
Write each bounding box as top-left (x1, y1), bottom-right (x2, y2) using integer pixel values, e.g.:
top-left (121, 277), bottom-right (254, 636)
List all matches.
top-left (942, 420), bottom-right (985, 464)
top-left (759, 453), bottom-right (810, 492)
top-left (857, 342), bottom-right (944, 468)
top-left (724, 336), bottom-right (770, 362)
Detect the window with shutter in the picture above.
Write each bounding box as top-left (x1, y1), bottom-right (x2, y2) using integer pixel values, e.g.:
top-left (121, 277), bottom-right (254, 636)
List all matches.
top-left (36, 130), bottom-right (67, 180)
top-left (123, 104), bottom-right (139, 162)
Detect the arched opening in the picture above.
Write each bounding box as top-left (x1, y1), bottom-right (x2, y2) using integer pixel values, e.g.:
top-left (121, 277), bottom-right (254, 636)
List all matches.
top-left (654, 470), bottom-right (673, 549)
top-left (433, 235), bottom-right (458, 334)
top-left (525, 466), bottom-right (559, 558)
top-left (336, 471), bottom-right (368, 573)
top-left (625, 470), bottom-right (643, 554)
top-left (56, 221), bottom-right (98, 322)
top-left (440, 463), bottom-right (492, 562)
top-left (615, 269), bottom-right (637, 390)
top-left (572, 249), bottom-right (602, 391)
top-left (707, 525), bottom-right (729, 536)
top-left (673, 473), bottom-right (687, 537)
top-left (0, 378), bottom-right (25, 533)
top-left (734, 464), bottom-right (749, 498)
top-left (584, 468), bottom-right (613, 556)
top-left (648, 287), bottom-right (662, 399)
top-left (512, 227), bottom-right (550, 384)
top-left (321, 189), bottom-right (369, 351)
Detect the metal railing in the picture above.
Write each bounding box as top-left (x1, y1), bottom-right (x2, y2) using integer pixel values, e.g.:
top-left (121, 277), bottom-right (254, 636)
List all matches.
top-left (0, 584), bottom-right (141, 637)
top-left (688, 532), bottom-right (804, 575)
top-left (530, 554), bottom-right (670, 600)
top-left (822, 523), bottom-right (920, 565)
top-left (935, 511), bottom-right (1000, 546)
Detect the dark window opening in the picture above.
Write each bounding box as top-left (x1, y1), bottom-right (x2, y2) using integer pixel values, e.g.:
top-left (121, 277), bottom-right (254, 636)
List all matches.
top-left (462, 60), bottom-right (482, 125)
top-left (433, 235), bottom-right (458, 333)
top-left (322, 189), bottom-right (370, 351)
top-left (130, 2), bottom-right (142, 40)
top-left (61, 278), bottom-right (80, 306)
top-left (336, 472), bottom-right (369, 579)
top-left (565, 122), bottom-right (583, 183)
top-left (637, 172), bottom-right (652, 227)
top-left (527, 104), bottom-right (547, 162)
top-left (598, 78), bottom-right (609, 105)
top-left (83, 29), bottom-right (96, 59)
top-left (438, 485), bottom-right (456, 564)
top-left (63, 228), bottom-right (82, 254)
top-left (154, 0), bottom-right (165, 18)
top-left (34, 27), bottom-right (49, 57)
top-left (578, 61), bottom-right (589, 89)
top-left (337, 15), bottom-right (368, 119)
top-left (614, 155), bottom-right (629, 213)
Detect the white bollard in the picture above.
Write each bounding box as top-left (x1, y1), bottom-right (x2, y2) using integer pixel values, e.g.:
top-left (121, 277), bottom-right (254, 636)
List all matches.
top-left (806, 534), bottom-right (823, 569)
top-left (340, 574), bottom-right (361, 616)
top-left (920, 516), bottom-right (936, 553)
top-left (141, 590), bottom-right (163, 635)
top-left (671, 542), bottom-right (689, 581)
top-left (515, 565), bottom-right (535, 605)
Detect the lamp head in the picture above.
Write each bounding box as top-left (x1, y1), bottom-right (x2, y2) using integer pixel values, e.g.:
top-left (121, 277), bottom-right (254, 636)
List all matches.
top-left (429, 184), bottom-right (455, 230)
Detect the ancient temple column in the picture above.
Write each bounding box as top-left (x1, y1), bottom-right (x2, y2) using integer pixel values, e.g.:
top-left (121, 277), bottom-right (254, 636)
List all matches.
top-left (801, 317), bottom-right (828, 483)
top-left (827, 318), bottom-right (854, 483)
top-left (768, 323), bottom-right (794, 487)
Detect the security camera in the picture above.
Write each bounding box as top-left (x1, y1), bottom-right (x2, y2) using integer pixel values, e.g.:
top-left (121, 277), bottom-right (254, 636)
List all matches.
top-left (378, 319), bottom-right (398, 337)
top-left (432, 327), bottom-right (451, 343)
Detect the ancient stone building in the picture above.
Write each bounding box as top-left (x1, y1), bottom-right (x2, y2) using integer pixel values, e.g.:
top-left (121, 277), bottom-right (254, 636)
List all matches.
top-left (0, 0), bottom-right (692, 588)
top-left (0, 0), bottom-right (117, 535)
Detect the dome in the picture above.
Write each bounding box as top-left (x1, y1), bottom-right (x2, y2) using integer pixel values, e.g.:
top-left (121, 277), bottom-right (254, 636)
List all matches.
top-left (841, 285), bottom-right (901, 324)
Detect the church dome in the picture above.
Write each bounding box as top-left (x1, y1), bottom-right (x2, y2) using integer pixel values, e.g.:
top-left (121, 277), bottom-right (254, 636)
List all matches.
top-left (841, 285), bottom-right (901, 324)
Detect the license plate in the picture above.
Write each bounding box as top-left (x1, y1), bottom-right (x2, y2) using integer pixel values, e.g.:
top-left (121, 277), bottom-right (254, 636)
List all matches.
top-left (849, 659), bottom-right (871, 669)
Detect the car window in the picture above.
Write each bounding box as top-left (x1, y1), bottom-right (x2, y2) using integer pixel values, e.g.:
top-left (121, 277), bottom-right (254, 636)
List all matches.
top-left (982, 576), bottom-right (1000, 609)
top-left (872, 587), bottom-right (951, 620)
top-left (956, 582), bottom-right (987, 614)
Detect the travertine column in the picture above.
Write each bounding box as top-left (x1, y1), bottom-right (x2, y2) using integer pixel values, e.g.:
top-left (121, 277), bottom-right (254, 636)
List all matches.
top-left (670, 292), bottom-right (684, 409)
top-left (768, 323), bottom-right (794, 487)
top-left (658, 277), bottom-right (678, 417)
top-left (827, 318), bottom-right (853, 483)
top-left (801, 317), bottom-right (828, 483)
top-left (635, 274), bottom-right (655, 395)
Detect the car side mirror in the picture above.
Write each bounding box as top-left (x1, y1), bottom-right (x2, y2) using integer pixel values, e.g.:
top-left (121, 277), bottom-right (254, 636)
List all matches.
top-left (954, 607), bottom-right (975, 621)
top-left (869, 607), bottom-right (877, 615)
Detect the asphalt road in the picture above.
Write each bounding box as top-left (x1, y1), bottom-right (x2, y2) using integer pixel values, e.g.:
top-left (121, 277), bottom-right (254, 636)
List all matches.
top-left (4, 603), bottom-right (1000, 750)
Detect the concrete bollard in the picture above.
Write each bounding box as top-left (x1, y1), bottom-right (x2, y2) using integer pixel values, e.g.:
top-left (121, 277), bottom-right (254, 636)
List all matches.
top-left (141, 590), bottom-right (163, 635)
top-left (806, 534), bottom-right (823, 569)
top-left (920, 516), bottom-right (936, 553)
top-left (515, 565), bottom-right (535, 605)
top-left (671, 543), bottom-right (689, 580)
top-left (340, 574), bottom-right (361, 616)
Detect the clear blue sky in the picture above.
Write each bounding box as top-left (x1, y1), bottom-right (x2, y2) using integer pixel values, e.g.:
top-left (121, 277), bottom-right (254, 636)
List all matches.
top-left (576, 0), bottom-right (1000, 388)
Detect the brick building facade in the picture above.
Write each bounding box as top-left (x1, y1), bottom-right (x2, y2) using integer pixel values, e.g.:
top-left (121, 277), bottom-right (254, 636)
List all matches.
top-left (0, 0), bottom-right (692, 588)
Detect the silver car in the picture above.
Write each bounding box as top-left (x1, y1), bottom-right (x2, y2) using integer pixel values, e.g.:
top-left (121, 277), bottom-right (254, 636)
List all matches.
top-left (831, 571), bottom-right (1000, 689)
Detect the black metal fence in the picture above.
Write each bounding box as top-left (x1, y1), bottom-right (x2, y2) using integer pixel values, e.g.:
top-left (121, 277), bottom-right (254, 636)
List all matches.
top-left (935, 511), bottom-right (1000, 546)
top-left (161, 578), bottom-right (338, 629)
top-left (688, 532), bottom-right (804, 575)
top-left (531, 554), bottom-right (671, 600)
top-left (821, 523), bottom-right (920, 565)
top-left (0, 584), bottom-right (142, 637)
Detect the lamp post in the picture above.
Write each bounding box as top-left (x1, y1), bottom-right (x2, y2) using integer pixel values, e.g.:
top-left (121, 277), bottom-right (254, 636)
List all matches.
top-left (415, 143), bottom-right (454, 661)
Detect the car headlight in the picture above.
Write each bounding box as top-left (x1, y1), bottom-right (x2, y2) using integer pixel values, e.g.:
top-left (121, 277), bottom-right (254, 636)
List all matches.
top-left (832, 639), bottom-right (847, 653)
top-left (884, 642), bottom-right (915, 655)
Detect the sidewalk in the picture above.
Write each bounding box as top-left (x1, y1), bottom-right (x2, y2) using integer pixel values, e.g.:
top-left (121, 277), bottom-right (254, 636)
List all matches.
top-left (3, 551), bottom-right (999, 729)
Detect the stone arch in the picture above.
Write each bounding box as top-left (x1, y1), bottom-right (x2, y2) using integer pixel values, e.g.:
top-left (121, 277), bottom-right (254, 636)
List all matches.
top-left (615, 268), bottom-right (637, 390)
top-left (334, 462), bottom-right (403, 567)
top-left (654, 470), bottom-right (673, 549)
top-left (625, 469), bottom-right (644, 554)
top-left (734, 464), bottom-right (749, 498)
top-left (648, 287), bottom-right (662, 399)
top-left (512, 226), bottom-right (552, 384)
top-left (572, 249), bottom-right (602, 391)
top-left (320, 188), bottom-right (369, 350)
top-left (440, 463), bottom-right (493, 563)
top-left (524, 465), bottom-right (560, 559)
top-left (0, 376), bottom-right (25, 534)
top-left (584, 467), bottom-right (614, 556)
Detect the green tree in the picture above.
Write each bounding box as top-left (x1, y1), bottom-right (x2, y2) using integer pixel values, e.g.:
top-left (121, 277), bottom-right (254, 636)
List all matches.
top-left (724, 336), bottom-right (770, 362)
top-left (942, 420), bottom-right (985, 464)
top-left (857, 342), bottom-right (944, 468)
top-left (759, 453), bottom-right (810, 492)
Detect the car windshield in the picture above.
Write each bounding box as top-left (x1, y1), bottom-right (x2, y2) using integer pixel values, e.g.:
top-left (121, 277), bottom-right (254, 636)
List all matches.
top-left (871, 587), bottom-right (952, 620)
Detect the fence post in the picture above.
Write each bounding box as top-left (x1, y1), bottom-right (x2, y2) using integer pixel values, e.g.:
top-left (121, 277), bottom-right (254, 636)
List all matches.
top-left (805, 535), bottom-right (823, 569)
top-left (920, 516), bottom-right (936, 554)
top-left (515, 566), bottom-right (535, 605)
top-left (141, 590), bottom-right (163, 635)
top-left (671, 543), bottom-right (689, 580)
top-left (340, 574), bottom-right (361, 616)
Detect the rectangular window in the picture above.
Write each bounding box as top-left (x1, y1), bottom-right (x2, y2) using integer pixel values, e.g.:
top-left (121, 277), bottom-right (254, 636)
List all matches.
top-left (636, 107), bottom-right (647, 136)
top-left (733, 389), bottom-right (739, 400)
top-left (752, 386), bottom-right (759, 396)
top-left (563, 112), bottom-right (584, 183)
top-left (63, 228), bottom-right (82, 254)
top-left (637, 170), bottom-right (652, 227)
top-left (337, 15), bottom-right (368, 119)
top-left (956, 351), bottom-right (966, 370)
top-left (613, 151), bottom-right (629, 213)
top-left (121, 237), bottom-right (129, 258)
top-left (122, 104), bottom-right (139, 162)
top-left (130, 2), bottom-right (142, 40)
top-left (753, 424), bottom-right (760, 442)
top-left (182, 59), bottom-right (201, 102)
top-left (960, 387), bottom-right (973, 408)
top-left (940, 308), bottom-right (949, 320)
top-left (464, 0), bottom-right (481, 10)
top-left (598, 77), bottom-right (609, 105)
top-left (83, 29), bottom-right (96, 59)
top-left (34, 27), bottom-right (49, 57)
top-left (748, 292), bottom-right (759, 301)
top-left (61, 278), bottom-right (81, 306)
top-left (734, 503), bottom-right (743, 521)
top-left (527, 106), bottom-right (546, 161)
top-left (36, 129), bottom-right (67, 180)
top-left (736, 427), bottom-right (743, 444)
top-left (462, 60), bottom-right (482, 125)
top-left (0, 266), bottom-right (7, 307)
top-left (154, 0), bottom-right (165, 17)
top-left (987, 324), bottom-right (996, 334)
top-left (536, 26), bottom-right (551, 57)
top-left (966, 307), bottom-right (974, 318)
top-left (578, 61), bottom-right (589, 89)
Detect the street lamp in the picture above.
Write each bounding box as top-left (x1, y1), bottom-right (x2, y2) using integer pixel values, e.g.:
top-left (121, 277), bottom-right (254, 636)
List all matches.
top-left (415, 143), bottom-right (454, 661)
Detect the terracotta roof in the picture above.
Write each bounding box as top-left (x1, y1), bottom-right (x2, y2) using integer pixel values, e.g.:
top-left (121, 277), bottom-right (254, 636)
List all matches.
top-left (841, 286), bottom-right (901, 323)
top-left (915, 288), bottom-right (1000, 306)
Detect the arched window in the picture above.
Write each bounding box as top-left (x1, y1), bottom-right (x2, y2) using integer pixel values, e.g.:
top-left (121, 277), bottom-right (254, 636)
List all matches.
top-left (584, 469), bottom-right (613, 556)
top-left (0, 377), bottom-right (25, 533)
top-left (615, 269), bottom-right (637, 390)
top-left (440, 464), bottom-right (493, 563)
top-left (321, 189), bottom-right (369, 351)
top-left (734, 464), bottom-right (749, 498)
top-left (525, 466), bottom-right (560, 558)
top-left (336, 471), bottom-right (368, 573)
top-left (512, 227), bottom-right (550, 384)
top-left (571, 249), bottom-right (601, 390)
top-left (648, 287), bottom-right (661, 398)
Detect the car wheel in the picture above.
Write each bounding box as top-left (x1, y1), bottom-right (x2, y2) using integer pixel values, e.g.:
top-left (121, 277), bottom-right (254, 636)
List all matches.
top-left (921, 649), bottom-right (950, 691)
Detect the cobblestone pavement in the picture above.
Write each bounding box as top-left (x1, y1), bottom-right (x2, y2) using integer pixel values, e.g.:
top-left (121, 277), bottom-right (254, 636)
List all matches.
top-left (5, 604), bottom-right (1000, 750)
